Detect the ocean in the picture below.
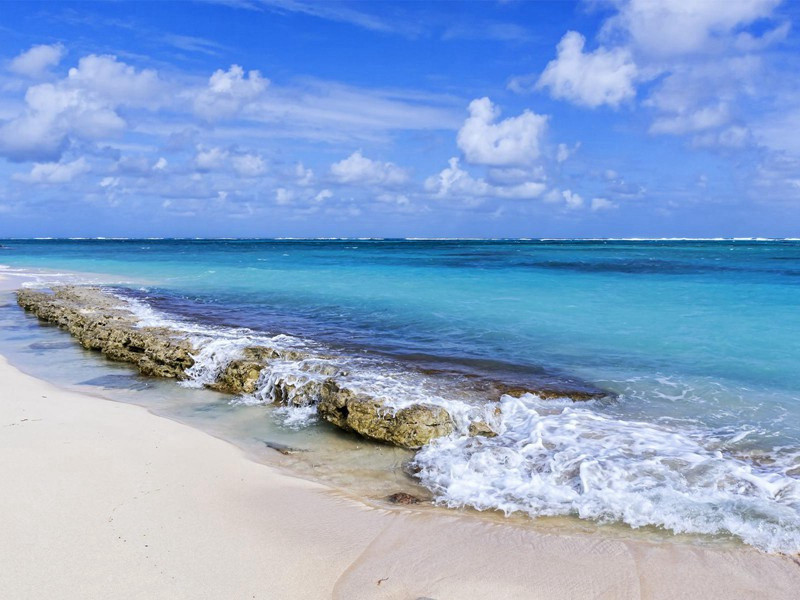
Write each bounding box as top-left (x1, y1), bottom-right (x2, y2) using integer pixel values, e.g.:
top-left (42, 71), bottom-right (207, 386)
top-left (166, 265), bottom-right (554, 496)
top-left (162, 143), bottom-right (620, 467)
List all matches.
top-left (1, 238), bottom-right (799, 552)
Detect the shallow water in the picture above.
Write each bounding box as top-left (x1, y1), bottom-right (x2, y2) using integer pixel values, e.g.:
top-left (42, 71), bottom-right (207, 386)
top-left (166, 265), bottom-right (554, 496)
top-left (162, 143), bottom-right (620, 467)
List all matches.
top-left (1, 238), bottom-right (799, 552)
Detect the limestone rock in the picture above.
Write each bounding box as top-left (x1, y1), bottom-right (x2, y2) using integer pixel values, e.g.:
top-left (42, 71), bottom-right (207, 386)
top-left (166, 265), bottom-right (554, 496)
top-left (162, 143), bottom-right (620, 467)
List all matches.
top-left (317, 380), bottom-right (454, 449)
top-left (17, 286), bottom-right (457, 450)
top-left (468, 420), bottom-right (498, 438)
top-left (209, 359), bottom-right (267, 394)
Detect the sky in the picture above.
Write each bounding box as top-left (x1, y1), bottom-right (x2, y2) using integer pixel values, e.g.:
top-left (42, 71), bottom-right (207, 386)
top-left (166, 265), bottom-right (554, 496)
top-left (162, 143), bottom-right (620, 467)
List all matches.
top-left (0, 0), bottom-right (799, 238)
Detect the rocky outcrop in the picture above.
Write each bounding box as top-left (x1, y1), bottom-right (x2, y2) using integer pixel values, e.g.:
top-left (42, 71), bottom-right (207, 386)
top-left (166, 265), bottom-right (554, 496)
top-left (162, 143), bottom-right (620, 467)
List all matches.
top-left (207, 347), bottom-right (281, 394)
top-left (468, 420), bottom-right (498, 438)
top-left (317, 380), bottom-right (454, 449)
top-left (17, 287), bottom-right (196, 379)
top-left (18, 285), bottom-right (610, 449)
top-left (16, 285), bottom-right (457, 449)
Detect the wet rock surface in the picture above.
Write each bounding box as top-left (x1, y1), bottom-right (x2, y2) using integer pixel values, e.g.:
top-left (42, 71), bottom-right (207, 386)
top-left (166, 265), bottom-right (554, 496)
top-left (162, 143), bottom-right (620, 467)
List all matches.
top-left (16, 285), bottom-right (460, 449)
top-left (17, 287), bottom-right (195, 379)
top-left (317, 380), bottom-right (455, 449)
top-left (467, 420), bottom-right (498, 438)
top-left (385, 492), bottom-right (422, 505)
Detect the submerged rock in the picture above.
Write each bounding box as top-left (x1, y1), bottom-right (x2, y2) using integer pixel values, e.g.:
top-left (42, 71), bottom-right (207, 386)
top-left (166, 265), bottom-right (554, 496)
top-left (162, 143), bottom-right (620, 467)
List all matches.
top-left (386, 492), bottom-right (422, 505)
top-left (495, 384), bottom-right (608, 402)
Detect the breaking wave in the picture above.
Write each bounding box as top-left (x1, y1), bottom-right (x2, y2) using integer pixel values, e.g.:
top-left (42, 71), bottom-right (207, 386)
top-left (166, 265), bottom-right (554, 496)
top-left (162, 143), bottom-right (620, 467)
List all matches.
top-left (413, 393), bottom-right (800, 553)
top-left (116, 289), bottom-right (800, 553)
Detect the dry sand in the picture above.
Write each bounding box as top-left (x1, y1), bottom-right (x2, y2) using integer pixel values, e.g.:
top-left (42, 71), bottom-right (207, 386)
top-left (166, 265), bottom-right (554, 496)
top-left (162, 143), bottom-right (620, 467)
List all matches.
top-left (1, 275), bottom-right (799, 599)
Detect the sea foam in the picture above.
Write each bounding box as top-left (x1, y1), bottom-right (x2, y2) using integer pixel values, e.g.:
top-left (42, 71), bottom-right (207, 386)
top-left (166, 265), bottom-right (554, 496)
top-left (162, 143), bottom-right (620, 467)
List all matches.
top-left (412, 393), bottom-right (800, 553)
top-left (110, 290), bottom-right (800, 553)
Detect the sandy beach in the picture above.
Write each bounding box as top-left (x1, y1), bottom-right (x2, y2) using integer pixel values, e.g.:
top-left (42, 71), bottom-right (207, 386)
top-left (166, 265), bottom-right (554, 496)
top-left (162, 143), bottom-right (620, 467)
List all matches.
top-left (0, 278), bottom-right (797, 599)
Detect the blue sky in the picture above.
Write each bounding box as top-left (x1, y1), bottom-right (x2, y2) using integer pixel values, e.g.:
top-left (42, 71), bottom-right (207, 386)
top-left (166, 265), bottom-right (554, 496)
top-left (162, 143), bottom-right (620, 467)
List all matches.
top-left (0, 0), bottom-right (799, 238)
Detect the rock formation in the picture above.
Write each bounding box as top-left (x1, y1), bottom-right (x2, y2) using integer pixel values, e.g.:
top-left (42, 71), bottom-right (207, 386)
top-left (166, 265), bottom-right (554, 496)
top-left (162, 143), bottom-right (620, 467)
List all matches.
top-left (16, 286), bottom-right (456, 448)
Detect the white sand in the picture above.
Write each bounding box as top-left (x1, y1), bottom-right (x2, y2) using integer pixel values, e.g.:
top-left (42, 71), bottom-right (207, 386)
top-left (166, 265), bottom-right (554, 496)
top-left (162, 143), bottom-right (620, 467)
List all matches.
top-left (1, 276), bottom-right (799, 599)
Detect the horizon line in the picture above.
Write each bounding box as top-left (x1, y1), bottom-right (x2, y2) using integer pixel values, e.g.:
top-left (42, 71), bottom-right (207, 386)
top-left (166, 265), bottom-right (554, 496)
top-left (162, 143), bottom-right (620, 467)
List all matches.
top-left (2, 237), bottom-right (800, 242)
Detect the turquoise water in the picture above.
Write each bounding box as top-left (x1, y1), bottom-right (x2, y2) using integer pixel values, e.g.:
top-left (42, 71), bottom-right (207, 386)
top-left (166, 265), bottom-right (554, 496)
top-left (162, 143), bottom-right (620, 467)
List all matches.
top-left (1, 238), bottom-right (799, 551)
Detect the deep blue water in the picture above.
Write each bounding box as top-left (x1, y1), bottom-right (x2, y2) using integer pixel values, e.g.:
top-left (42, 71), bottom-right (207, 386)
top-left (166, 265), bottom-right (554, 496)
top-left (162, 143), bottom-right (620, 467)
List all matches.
top-left (1, 238), bottom-right (799, 551)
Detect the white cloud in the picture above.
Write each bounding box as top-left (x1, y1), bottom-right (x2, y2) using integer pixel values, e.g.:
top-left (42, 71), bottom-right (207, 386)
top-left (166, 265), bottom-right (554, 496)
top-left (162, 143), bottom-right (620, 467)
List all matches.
top-left (194, 146), bottom-right (229, 171)
top-left (232, 153), bottom-right (266, 177)
top-left (376, 192), bottom-right (410, 206)
top-left (536, 31), bottom-right (637, 109)
top-left (330, 150), bottom-right (408, 186)
top-left (13, 157), bottom-right (90, 184)
top-left (275, 187), bottom-right (294, 205)
top-left (425, 157), bottom-right (545, 200)
top-left (456, 97), bottom-right (548, 166)
top-left (556, 141), bottom-right (581, 163)
top-left (556, 143), bottom-right (570, 163)
top-left (0, 83), bottom-right (125, 161)
top-left (591, 197), bottom-right (616, 211)
top-left (153, 157), bottom-right (168, 171)
top-left (692, 125), bottom-right (752, 148)
top-left (643, 56), bottom-right (760, 143)
top-left (650, 102), bottom-right (731, 135)
top-left (295, 162), bottom-right (314, 185)
top-left (66, 54), bottom-right (165, 108)
top-left (8, 43), bottom-right (65, 78)
top-left (193, 64), bottom-right (268, 120)
top-left (605, 0), bottom-right (781, 57)
top-left (0, 54), bottom-right (165, 161)
top-left (314, 189), bottom-right (333, 202)
top-left (544, 188), bottom-right (584, 209)
top-left (561, 189), bottom-right (583, 209)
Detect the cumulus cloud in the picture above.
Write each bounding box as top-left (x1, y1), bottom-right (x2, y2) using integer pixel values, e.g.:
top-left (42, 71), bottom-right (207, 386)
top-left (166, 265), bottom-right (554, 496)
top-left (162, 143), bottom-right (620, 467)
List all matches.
top-left (0, 54), bottom-right (165, 161)
top-left (561, 189), bottom-right (584, 209)
top-left (194, 146), bottom-right (229, 171)
top-left (193, 64), bottom-right (268, 120)
top-left (66, 54), bottom-right (165, 108)
top-left (13, 157), bottom-right (90, 184)
top-left (0, 83), bottom-right (125, 161)
top-left (231, 153), bottom-right (266, 177)
top-left (544, 188), bottom-right (585, 209)
top-left (456, 97), bottom-right (548, 166)
top-left (425, 157), bottom-right (545, 200)
top-left (8, 43), bottom-right (66, 78)
top-left (535, 32), bottom-right (637, 109)
top-left (530, 0), bottom-right (785, 154)
top-left (330, 151), bottom-right (408, 186)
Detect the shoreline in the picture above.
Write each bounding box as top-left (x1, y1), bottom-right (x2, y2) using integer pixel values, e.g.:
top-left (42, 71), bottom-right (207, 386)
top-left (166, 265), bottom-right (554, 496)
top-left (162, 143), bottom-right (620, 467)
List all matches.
top-left (4, 353), bottom-right (800, 599)
top-left (2, 277), bottom-right (800, 598)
